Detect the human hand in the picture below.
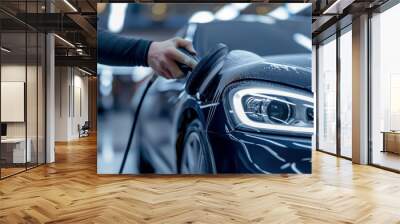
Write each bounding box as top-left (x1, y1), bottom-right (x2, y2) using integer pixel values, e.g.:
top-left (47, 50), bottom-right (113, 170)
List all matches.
top-left (147, 37), bottom-right (198, 79)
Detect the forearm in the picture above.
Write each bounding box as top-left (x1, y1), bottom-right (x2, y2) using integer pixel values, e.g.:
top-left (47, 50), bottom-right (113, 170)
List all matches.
top-left (98, 30), bottom-right (152, 66)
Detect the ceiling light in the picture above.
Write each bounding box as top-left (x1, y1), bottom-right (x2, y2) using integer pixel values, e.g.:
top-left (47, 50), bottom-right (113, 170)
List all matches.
top-left (323, 0), bottom-right (353, 14)
top-left (1, 47), bottom-right (11, 53)
top-left (78, 67), bottom-right (93, 76)
top-left (54, 34), bottom-right (75, 48)
top-left (63, 0), bottom-right (78, 12)
top-left (323, 0), bottom-right (341, 14)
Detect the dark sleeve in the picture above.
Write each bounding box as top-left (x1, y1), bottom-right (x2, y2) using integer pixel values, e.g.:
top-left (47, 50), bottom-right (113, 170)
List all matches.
top-left (98, 30), bottom-right (152, 66)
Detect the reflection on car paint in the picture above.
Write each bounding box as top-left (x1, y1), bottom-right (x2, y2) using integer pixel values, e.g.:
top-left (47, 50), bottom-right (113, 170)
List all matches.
top-left (243, 133), bottom-right (288, 148)
top-left (219, 129), bottom-right (311, 174)
top-left (226, 132), bottom-right (271, 174)
top-left (292, 142), bottom-right (311, 149)
top-left (231, 133), bottom-right (287, 163)
top-left (225, 131), bottom-right (309, 174)
top-left (200, 102), bottom-right (220, 109)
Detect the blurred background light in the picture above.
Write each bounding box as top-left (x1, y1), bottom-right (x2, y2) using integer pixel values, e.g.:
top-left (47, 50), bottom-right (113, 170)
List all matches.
top-left (215, 5), bottom-right (239, 21)
top-left (108, 3), bottom-right (128, 33)
top-left (189, 11), bottom-right (214, 23)
top-left (268, 7), bottom-right (289, 20)
top-left (286, 3), bottom-right (310, 15)
top-left (231, 3), bottom-right (251, 11)
top-left (215, 3), bottom-right (250, 21)
top-left (151, 3), bottom-right (168, 21)
top-left (256, 6), bottom-right (269, 15)
top-left (131, 67), bottom-right (153, 82)
top-left (102, 133), bottom-right (114, 163)
top-left (100, 68), bottom-right (113, 96)
top-left (238, 15), bottom-right (275, 24)
top-left (97, 3), bottom-right (106, 14)
top-left (293, 33), bottom-right (312, 51)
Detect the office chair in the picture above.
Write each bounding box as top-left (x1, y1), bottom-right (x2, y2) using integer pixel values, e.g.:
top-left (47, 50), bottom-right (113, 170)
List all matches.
top-left (78, 121), bottom-right (90, 138)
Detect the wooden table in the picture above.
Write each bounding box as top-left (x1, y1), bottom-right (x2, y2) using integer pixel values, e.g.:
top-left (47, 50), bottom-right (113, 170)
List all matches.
top-left (1, 138), bottom-right (31, 164)
top-left (382, 131), bottom-right (400, 154)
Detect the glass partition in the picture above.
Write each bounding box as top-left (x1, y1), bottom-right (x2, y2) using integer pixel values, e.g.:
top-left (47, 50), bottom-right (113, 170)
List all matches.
top-left (317, 36), bottom-right (337, 154)
top-left (0, 1), bottom-right (46, 179)
top-left (371, 3), bottom-right (400, 171)
top-left (27, 31), bottom-right (38, 169)
top-left (1, 30), bottom-right (28, 177)
top-left (38, 32), bottom-right (45, 165)
top-left (339, 28), bottom-right (352, 158)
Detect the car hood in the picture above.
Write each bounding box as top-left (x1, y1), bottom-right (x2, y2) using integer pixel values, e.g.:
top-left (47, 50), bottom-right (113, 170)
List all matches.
top-left (263, 54), bottom-right (311, 69)
top-left (218, 50), bottom-right (312, 91)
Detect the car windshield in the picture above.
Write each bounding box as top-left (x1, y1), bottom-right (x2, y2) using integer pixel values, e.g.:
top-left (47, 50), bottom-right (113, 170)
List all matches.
top-left (192, 19), bottom-right (311, 57)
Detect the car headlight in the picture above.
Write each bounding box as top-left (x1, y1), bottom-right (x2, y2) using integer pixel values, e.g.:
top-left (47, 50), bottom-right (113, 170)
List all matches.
top-left (224, 81), bottom-right (314, 135)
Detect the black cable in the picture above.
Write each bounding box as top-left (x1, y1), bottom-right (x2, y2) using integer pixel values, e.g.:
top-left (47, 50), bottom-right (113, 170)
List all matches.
top-left (119, 75), bottom-right (157, 174)
top-left (118, 46), bottom-right (204, 173)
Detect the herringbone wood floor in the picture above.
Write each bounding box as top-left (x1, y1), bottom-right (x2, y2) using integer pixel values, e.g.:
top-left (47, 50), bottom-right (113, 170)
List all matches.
top-left (1, 134), bottom-right (400, 224)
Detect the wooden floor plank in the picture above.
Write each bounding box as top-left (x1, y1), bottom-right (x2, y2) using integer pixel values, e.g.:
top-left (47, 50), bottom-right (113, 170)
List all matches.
top-left (1, 134), bottom-right (400, 223)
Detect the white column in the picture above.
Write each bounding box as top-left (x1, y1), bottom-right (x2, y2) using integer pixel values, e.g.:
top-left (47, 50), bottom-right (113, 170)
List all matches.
top-left (352, 14), bottom-right (369, 164)
top-left (46, 32), bottom-right (55, 163)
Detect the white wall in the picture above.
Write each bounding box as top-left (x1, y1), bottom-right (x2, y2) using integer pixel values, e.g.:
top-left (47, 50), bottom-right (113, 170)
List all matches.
top-left (55, 66), bottom-right (69, 141)
top-left (1, 63), bottom-right (46, 164)
top-left (1, 82), bottom-right (25, 122)
top-left (1, 65), bottom-right (36, 138)
top-left (54, 67), bottom-right (89, 141)
top-left (1, 65), bottom-right (26, 135)
top-left (72, 73), bottom-right (89, 138)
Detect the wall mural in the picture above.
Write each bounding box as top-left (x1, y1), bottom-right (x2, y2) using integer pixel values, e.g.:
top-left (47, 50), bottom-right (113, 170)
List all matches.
top-left (97, 3), bottom-right (313, 174)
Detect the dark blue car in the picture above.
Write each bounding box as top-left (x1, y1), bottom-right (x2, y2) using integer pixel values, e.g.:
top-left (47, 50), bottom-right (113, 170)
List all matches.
top-left (120, 19), bottom-right (313, 174)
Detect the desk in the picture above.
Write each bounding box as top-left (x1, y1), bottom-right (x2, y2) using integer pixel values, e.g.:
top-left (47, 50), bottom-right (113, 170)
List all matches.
top-left (1, 138), bottom-right (31, 163)
top-left (382, 131), bottom-right (400, 155)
